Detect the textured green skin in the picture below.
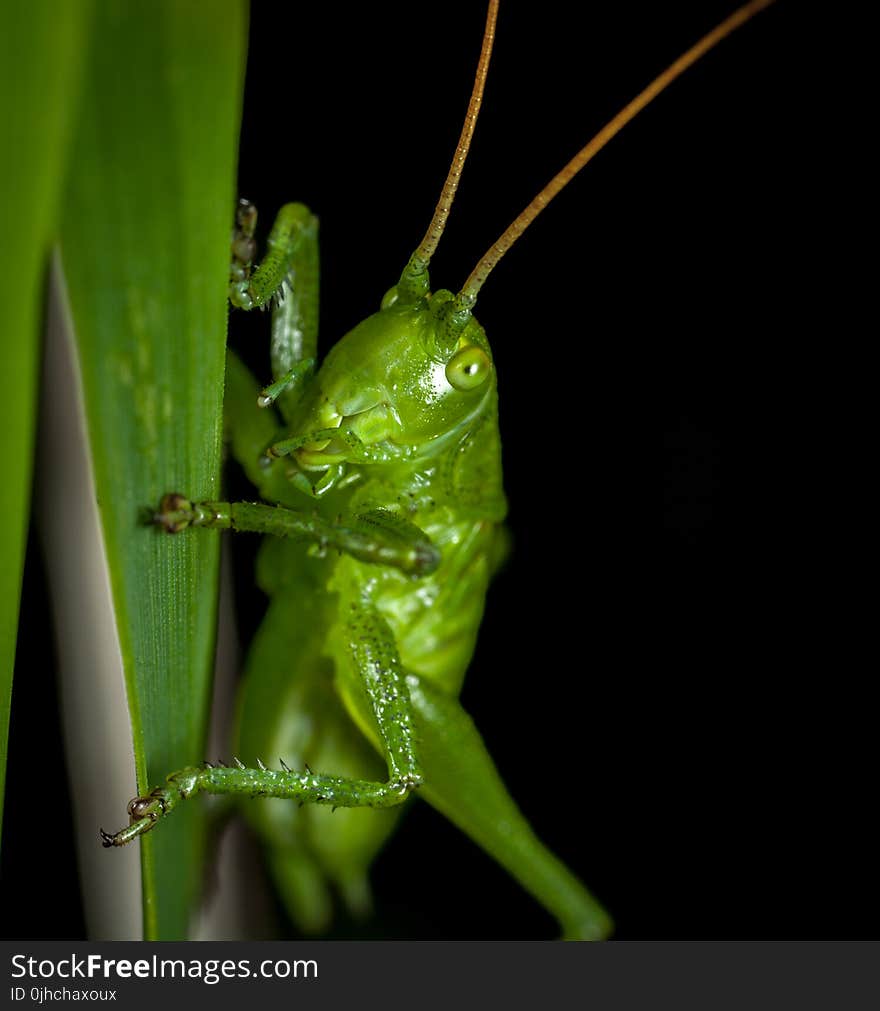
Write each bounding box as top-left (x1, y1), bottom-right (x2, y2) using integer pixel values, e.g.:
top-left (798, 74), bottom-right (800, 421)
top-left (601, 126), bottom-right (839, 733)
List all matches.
top-left (291, 300), bottom-right (506, 691)
top-left (104, 203), bottom-right (611, 940)
top-left (234, 295), bottom-right (509, 924)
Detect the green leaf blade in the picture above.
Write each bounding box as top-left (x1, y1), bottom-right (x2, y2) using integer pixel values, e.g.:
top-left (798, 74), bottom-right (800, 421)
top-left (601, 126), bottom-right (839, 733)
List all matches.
top-left (59, 0), bottom-right (247, 938)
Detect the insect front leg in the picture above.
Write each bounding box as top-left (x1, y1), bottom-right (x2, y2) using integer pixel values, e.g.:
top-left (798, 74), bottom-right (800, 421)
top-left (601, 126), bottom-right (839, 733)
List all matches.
top-left (230, 199), bottom-right (319, 422)
top-left (101, 602), bottom-right (423, 846)
top-left (151, 495), bottom-right (440, 577)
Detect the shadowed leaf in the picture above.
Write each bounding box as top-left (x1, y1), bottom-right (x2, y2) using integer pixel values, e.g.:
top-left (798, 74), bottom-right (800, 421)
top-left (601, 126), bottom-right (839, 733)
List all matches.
top-left (0, 0), bottom-right (92, 854)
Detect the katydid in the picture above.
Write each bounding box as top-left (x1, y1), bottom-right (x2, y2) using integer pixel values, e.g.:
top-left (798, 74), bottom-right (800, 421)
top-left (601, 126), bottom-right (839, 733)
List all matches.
top-left (102, 0), bottom-right (776, 939)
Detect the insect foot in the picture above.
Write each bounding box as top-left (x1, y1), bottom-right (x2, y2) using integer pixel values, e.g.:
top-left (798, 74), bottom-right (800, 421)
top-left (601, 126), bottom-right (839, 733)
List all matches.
top-left (152, 495), bottom-right (231, 534)
top-left (152, 492), bottom-right (196, 533)
top-left (100, 767), bottom-right (201, 847)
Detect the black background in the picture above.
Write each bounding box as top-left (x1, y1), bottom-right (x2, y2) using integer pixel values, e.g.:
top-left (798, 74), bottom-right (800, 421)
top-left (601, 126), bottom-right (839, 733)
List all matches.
top-left (5, 0), bottom-right (866, 941)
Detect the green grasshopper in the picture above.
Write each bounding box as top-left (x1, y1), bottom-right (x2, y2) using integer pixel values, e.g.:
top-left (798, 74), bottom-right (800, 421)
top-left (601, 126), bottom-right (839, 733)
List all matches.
top-left (102, 0), bottom-right (775, 939)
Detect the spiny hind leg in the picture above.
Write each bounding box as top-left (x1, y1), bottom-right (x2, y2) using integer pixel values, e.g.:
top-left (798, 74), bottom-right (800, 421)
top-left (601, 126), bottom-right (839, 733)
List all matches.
top-left (337, 668), bottom-right (613, 941)
top-left (101, 603), bottom-right (423, 847)
top-left (334, 657), bottom-right (612, 940)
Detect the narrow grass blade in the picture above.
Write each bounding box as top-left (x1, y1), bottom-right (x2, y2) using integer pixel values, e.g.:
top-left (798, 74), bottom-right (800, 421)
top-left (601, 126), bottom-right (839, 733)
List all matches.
top-left (59, 1), bottom-right (247, 938)
top-left (0, 0), bottom-right (92, 853)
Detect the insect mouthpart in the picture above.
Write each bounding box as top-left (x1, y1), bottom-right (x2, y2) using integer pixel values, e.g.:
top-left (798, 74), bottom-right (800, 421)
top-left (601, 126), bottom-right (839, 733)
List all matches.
top-left (295, 436), bottom-right (348, 468)
top-left (295, 401), bottom-right (400, 468)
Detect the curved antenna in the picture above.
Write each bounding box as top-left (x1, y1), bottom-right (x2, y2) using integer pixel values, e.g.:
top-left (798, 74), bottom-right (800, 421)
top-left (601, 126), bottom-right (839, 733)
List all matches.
top-left (399, 0), bottom-right (498, 298)
top-left (459, 0), bottom-right (776, 304)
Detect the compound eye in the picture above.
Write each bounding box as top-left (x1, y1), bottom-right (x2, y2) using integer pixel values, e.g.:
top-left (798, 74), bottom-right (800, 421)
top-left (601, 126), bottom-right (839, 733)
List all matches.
top-left (445, 346), bottom-right (491, 392)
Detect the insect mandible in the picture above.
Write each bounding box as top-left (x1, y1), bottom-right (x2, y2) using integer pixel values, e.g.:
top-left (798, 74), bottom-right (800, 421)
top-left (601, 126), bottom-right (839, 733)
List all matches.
top-left (101, 0), bottom-right (777, 939)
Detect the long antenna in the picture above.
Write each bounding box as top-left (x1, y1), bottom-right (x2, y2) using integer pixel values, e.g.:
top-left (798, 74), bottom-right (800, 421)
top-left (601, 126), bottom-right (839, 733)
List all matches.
top-left (459, 0), bottom-right (776, 304)
top-left (403, 0), bottom-right (499, 289)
